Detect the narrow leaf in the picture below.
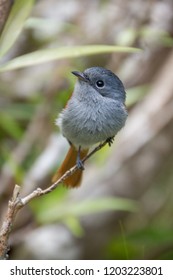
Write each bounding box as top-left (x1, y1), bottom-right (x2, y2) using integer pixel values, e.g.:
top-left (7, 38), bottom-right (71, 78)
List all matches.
top-left (32, 197), bottom-right (138, 224)
top-left (0, 45), bottom-right (140, 72)
top-left (0, 0), bottom-right (34, 58)
top-left (69, 198), bottom-right (138, 216)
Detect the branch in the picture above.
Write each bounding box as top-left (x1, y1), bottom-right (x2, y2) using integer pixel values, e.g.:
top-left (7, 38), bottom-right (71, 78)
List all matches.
top-left (0, 0), bottom-right (13, 35)
top-left (0, 139), bottom-right (108, 259)
top-left (0, 184), bottom-right (21, 259)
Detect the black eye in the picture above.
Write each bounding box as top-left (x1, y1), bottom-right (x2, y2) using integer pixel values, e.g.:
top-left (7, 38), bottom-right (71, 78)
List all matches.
top-left (96, 80), bottom-right (104, 88)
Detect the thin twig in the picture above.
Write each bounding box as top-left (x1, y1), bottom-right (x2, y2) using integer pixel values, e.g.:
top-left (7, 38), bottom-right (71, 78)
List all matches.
top-left (0, 139), bottom-right (109, 259)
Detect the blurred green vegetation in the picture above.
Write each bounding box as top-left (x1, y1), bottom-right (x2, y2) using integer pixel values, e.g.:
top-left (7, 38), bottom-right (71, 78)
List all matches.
top-left (30, 191), bottom-right (137, 237)
top-left (106, 226), bottom-right (173, 260)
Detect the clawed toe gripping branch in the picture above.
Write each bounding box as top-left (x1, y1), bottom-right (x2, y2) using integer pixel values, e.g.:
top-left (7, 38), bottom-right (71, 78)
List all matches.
top-left (0, 139), bottom-right (109, 259)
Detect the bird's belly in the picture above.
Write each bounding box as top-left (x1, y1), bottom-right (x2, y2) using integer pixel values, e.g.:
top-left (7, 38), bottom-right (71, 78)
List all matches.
top-left (60, 101), bottom-right (127, 148)
top-left (66, 127), bottom-right (109, 147)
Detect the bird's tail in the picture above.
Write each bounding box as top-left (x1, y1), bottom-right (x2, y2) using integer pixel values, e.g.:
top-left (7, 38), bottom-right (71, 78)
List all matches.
top-left (52, 145), bottom-right (88, 188)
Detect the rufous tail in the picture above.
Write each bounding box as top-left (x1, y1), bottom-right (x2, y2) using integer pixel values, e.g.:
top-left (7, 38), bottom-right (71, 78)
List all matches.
top-left (52, 145), bottom-right (88, 188)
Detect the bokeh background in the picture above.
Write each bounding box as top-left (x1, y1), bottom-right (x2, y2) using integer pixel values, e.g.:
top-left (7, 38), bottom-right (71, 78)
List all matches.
top-left (0, 0), bottom-right (173, 260)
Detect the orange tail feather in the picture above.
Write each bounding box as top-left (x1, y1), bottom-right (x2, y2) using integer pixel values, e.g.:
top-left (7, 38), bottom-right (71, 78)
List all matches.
top-left (52, 145), bottom-right (88, 188)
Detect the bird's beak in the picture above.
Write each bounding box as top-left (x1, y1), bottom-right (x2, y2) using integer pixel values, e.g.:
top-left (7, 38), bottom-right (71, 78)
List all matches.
top-left (71, 71), bottom-right (88, 82)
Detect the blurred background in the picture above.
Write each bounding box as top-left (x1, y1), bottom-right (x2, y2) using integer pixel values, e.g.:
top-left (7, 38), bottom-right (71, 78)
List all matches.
top-left (0, 0), bottom-right (173, 260)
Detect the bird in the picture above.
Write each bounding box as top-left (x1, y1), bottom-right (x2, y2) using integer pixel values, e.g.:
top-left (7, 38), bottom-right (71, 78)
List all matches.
top-left (52, 66), bottom-right (128, 188)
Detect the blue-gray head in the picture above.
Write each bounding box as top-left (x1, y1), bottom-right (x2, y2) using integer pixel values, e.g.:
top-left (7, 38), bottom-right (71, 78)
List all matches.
top-left (72, 66), bottom-right (126, 103)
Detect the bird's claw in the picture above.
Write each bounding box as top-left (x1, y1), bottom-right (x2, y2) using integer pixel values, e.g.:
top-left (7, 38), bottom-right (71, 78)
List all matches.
top-left (76, 158), bottom-right (85, 170)
top-left (77, 146), bottom-right (85, 170)
top-left (106, 137), bottom-right (115, 147)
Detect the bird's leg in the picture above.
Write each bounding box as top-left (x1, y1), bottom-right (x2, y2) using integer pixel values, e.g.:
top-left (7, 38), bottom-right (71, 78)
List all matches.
top-left (76, 146), bottom-right (85, 170)
top-left (106, 136), bottom-right (115, 147)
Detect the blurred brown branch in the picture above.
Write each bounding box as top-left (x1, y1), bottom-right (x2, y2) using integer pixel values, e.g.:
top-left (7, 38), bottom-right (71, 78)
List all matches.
top-left (0, 0), bottom-right (13, 34)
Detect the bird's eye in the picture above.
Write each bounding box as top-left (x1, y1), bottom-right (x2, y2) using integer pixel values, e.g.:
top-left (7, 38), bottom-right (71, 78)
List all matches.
top-left (96, 80), bottom-right (104, 88)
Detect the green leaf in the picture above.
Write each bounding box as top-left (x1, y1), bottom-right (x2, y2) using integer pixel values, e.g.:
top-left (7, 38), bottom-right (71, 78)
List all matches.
top-left (0, 45), bottom-right (141, 72)
top-left (68, 197), bottom-right (138, 216)
top-left (32, 197), bottom-right (138, 224)
top-left (0, 112), bottom-right (23, 140)
top-left (30, 186), bottom-right (68, 216)
top-left (0, 0), bottom-right (35, 58)
top-left (64, 216), bottom-right (84, 237)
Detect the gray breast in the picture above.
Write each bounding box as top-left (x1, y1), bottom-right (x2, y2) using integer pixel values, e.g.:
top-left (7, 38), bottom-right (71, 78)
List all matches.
top-left (59, 97), bottom-right (127, 148)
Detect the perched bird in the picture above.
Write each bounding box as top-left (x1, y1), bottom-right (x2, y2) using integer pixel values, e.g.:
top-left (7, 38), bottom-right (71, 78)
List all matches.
top-left (52, 67), bottom-right (128, 187)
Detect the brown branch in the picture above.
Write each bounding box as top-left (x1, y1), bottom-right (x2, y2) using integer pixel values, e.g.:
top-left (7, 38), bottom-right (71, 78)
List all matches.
top-left (0, 0), bottom-right (14, 35)
top-left (0, 184), bottom-right (21, 259)
top-left (0, 139), bottom-right (108, 259)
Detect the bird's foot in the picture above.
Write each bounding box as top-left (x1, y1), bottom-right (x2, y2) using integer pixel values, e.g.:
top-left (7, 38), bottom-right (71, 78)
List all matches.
top-left (77, 146), bottom-right (85, 170)
top-left (76, 158), bottom-right (85, 170)
top-left (106, 136), bottom-right (115, 147)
